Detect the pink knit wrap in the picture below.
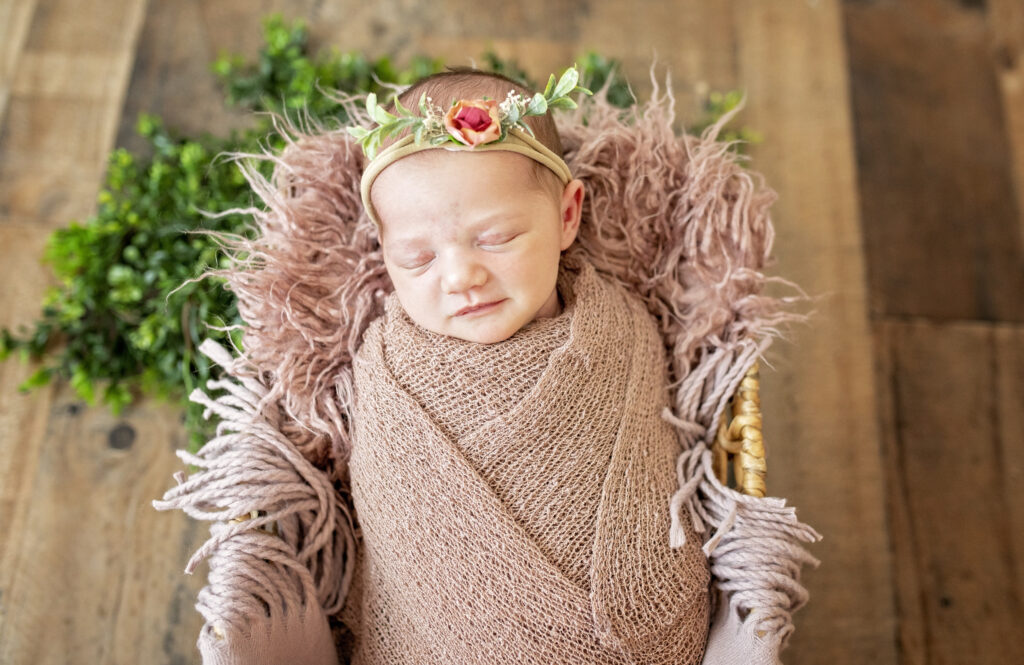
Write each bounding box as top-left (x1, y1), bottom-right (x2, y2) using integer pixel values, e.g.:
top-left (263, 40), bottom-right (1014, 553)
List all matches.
top-left (343, 253), bottom-right (709, 663)
top-left (154, 77), bottom-right (821, 665)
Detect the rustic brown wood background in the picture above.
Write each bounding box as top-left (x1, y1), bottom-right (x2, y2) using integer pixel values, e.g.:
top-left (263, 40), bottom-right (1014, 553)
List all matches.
top-left (1, 0), bottom-right (1021, 663)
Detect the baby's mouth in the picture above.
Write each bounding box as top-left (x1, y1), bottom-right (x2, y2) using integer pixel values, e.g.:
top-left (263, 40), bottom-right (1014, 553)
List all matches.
top-left (455, 299), bottom-right (506, 317)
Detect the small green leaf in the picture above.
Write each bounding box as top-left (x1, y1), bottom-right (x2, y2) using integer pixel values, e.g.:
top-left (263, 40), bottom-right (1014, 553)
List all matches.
top-left (548, 97), bottom-right (579, 110)
top-left (371, 103), bottom-right (396, 125)
top-left (104, 382), bottom-right (133, 415)
top-left (543, 73), bottom-right (556, 97)
top-left (18, 367), bottom-right (52, 392)
top-left (525, 93), bottom-right (547, 116)
top-left (504, 102), bottom-right (521, 126)
top-left (392, 94), bottom-right (413, 117)
top-left (552, 66), bottom-right (580, 99)
top-left (70, 366), bottom-right (96, 405)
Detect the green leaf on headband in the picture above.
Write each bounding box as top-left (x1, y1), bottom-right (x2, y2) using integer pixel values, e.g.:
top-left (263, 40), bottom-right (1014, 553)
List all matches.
top-left (504, 101), bottom-right (521, 126)
top-left (389, 117), bottom-right (420, 137)
top-left (365, 131), bottom-right (382, 159)
top-left (543, 73), bottom-right (556, 97)
top-left (548, 97), bottom-right (579, 110)
top-left (516, 122), bottom-right (536, 138)
top-left (392, 94), bottom-right (414, 118)
top-left (373, 105), bottom-right (396, 125)
top-left (551, 67), bottom-right (580, 99)
top-left (366, 92), bottom-right (397, 125)
top-left (526, 93), bottom-right (547, 116)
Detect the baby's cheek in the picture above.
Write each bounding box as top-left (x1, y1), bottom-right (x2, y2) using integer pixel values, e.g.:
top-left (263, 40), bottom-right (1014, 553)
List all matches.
top-left (389, 275), bottom-right (425, 312)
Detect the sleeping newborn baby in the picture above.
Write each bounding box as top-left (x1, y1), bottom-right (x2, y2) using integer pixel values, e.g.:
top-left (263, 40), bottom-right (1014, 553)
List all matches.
top-left (343, 66), bottom-right (711, 665)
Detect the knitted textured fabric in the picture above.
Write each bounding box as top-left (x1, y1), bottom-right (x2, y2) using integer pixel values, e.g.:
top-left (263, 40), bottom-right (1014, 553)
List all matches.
top-left (346, 253), bottom-right (710, 664)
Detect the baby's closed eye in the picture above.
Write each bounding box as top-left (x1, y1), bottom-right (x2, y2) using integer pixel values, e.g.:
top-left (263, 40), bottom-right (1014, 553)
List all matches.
top-left (478, 233), bottom-right (519, 247)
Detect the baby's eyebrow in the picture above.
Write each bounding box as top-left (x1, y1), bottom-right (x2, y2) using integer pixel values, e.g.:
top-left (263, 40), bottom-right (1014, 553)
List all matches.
top-left (387, 238), bottom-right (426, 251)
top-left (386, 219), bottom-right (512, 251)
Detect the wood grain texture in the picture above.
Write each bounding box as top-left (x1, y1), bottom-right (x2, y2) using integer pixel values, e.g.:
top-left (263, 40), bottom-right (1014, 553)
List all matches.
top-left (733, 2), bottom-right (897, 663)
top-left (115, 0), bottom-right (318, 154)
top-left (0, 1), bottom-right (206, 663)
top-left (0, 0), bottom-right (145, 229)
top-left (0, 392), bottom-right (207, 664)
top-left (844, 0), bottom-right (1024, 322)
top-left (987, 0), bottom-right (1024, 252)
top-left (0, 0), bottom-right (40, 125)
top-left (0, 223), bottom-right (58, 659)
top-left (875, 320), bottom-right (1024, 665)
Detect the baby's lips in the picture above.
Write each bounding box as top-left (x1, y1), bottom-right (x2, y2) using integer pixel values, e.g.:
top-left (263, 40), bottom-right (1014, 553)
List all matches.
top-left (455, 298), bottom-right (505, 316)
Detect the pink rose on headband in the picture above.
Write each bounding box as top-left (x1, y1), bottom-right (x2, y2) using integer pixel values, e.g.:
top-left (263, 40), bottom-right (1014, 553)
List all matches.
top-left (444, 99), bottom-right (502, 146)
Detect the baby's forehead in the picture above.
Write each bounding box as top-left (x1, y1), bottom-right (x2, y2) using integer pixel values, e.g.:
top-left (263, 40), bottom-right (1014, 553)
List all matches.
top-left (377, 149), bottom-right (540, 192)
top-left (396, 147), bottom-right (531, 171)
top-left (372, 150), bottom-right (560, 238)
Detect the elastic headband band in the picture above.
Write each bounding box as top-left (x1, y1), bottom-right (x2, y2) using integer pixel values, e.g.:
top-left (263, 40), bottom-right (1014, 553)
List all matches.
top-left (360, 127), bottom-right (572, 229)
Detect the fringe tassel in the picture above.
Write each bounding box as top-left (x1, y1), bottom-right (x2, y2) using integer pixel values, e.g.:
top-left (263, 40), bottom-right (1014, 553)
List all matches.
top-left (661, 339), bottom-right (822, 649)
top-left (153, 338), bottom-right (357, 634)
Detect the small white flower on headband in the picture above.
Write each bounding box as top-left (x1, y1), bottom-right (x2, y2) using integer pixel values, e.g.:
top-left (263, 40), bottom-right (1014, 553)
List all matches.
top-left (348, 66), bottom-right (592, 159)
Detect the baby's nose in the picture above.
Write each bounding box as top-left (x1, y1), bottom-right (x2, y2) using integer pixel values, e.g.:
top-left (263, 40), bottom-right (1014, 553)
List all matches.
top-left (440, 253), bottom-right (487, 293)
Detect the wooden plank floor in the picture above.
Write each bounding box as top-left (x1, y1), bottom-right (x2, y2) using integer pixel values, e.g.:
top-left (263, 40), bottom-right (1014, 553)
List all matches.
top-left (1, 0), bottom-right (1021, 663)
top-left (0, 1), bottom-right (212, 663)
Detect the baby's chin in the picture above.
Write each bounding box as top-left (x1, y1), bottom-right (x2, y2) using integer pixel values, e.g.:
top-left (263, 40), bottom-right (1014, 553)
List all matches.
top-left (413, 311), bottom-right (524, 345)
top-left (401, 296), bottom-right (558, 344)
top-left (439, 319), bottom-right (520, 345)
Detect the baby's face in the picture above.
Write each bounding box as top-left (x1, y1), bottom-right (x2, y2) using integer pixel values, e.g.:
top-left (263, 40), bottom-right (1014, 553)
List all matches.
top-left (373, 150), bottom-right (581, 344)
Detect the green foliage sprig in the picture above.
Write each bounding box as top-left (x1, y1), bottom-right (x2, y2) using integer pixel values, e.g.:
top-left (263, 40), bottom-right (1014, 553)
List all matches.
top-left (211, 14), bottom-right (443, 119)
top-left (0, 15), bottom-right (446, 451)
top-left (0, 115), bottom-right (262, 448)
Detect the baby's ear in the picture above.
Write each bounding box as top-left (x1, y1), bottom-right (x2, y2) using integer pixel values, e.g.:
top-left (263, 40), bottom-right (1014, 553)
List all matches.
top-left (559, 179), bottom-right (585, 250)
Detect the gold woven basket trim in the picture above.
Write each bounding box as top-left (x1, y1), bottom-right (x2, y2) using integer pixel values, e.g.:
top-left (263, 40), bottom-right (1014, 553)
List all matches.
top-left (712, 360), bottom-right (767, 497)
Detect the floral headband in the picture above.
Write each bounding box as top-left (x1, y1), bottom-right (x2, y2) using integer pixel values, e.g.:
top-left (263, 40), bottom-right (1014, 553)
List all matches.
top-left (349, 66), bottom-right (592, 228)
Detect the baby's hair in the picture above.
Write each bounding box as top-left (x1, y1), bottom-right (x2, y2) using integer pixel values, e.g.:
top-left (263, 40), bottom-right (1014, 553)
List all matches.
top-left (387, 67), bottom-right (566, 198)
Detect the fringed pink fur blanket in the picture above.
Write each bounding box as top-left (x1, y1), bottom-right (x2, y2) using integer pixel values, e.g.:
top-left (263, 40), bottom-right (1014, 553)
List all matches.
top-left (154, 79), bottom-right (820, 665)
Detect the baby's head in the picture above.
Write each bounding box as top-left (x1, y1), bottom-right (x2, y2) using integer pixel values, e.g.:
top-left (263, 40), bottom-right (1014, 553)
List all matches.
top-left (359, 68), bottom-right (586, 345)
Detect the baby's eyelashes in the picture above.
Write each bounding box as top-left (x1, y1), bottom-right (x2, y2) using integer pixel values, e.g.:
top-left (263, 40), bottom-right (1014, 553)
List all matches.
top-left (399, 255), bottom-right (434, 270)
top-left (393, 233), bottom-right (522, 270)
top-left (478, 233), bottom-right (520, 247)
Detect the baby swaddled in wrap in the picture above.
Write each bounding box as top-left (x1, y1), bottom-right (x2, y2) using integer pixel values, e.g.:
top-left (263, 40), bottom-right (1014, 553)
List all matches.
top-left (345, 252), bottom-right (709, 664)
top-left (341, 66), bottom-right (710, 664)
top-left (154, 62), bottom-right (821, 665)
